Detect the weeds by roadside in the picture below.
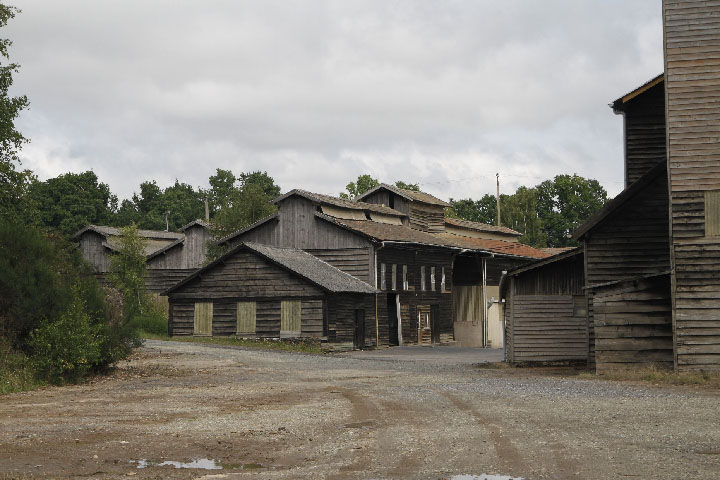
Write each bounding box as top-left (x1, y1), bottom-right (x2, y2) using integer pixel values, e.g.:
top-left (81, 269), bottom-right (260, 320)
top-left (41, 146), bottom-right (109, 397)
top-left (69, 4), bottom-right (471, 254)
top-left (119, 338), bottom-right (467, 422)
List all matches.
top-left (0, 340), bottom-right (45, 394)
top-left (148, 335), bottom-right (326, 354)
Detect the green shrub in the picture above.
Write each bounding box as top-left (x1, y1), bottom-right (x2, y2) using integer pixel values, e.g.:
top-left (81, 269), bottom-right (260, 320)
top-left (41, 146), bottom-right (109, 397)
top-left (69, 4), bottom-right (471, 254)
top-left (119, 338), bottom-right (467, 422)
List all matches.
top-left (0, 339), bottom-right (42, 394)
top-left (28, 287), bottom-right (102, 383)
top-left (131, 311), bottom-right (168, 336)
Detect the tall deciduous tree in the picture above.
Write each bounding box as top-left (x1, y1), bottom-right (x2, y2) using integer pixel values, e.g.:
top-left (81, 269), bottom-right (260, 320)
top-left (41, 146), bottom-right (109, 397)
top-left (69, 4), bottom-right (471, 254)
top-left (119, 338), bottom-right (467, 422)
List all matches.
top-left (29, 171), bottom-right (118, 235)
top-left (0, 4), bottom-right (32, 222)
top-left (340, 175), bottom-right (422, 199)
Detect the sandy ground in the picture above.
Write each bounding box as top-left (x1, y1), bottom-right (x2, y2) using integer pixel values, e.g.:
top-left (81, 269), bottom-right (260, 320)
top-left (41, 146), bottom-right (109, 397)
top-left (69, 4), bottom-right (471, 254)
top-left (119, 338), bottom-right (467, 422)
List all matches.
top-left (0, 340), bottom-right (718, 480)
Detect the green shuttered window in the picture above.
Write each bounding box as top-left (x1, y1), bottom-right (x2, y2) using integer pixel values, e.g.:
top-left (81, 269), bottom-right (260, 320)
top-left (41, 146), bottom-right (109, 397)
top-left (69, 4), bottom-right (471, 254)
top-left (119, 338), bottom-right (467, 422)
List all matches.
top-left (194, 302), bottom-right (213, 336)
top-left (281, 300), bottom-right (301, 337)
top-left (706, 190), bottom-right (720, 237)
top-left (236, 302), bottom-right (256, 335)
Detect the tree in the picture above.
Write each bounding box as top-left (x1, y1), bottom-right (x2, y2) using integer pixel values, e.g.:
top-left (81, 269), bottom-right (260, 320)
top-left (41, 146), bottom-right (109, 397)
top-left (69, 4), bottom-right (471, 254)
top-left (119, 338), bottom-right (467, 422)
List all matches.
top-left (447, 194), bottom-right (497, 225)
top-left (340, 174), bottom-right (379, 199)
top-left (536, 174), bottom-right (608, 247)
top-left (394, 181), bottom-right (420, 192)
top-left (239, 171), bottom-right (281, 199)
top-left (108, 225), bottom-right (148, 320)
top-left (117, 180), bottom-right (204, 231)
top-left (0, 4), bottom-right (32, 222)
top-left (501, 187), bottom-right (547, 248)
top-left (29, 171), bottom-right (118, 235)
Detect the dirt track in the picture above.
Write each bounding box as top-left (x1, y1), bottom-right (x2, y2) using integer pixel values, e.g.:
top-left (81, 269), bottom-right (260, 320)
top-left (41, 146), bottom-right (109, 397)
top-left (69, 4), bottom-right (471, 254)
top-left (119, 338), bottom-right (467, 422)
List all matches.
top-left (1, 340), bottom-right (718, 479)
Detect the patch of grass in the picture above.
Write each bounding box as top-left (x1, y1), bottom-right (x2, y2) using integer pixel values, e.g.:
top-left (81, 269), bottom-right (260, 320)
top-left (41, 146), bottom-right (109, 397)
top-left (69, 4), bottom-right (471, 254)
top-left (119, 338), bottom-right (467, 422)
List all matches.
top-left (130, 311), bottom-right (168, 337)
top-left (0, 342), bottom-right (45, 395)
top-left (579, 364), bottom-right (720, 388)
top-left (158, 335), bottom-right (326, 354)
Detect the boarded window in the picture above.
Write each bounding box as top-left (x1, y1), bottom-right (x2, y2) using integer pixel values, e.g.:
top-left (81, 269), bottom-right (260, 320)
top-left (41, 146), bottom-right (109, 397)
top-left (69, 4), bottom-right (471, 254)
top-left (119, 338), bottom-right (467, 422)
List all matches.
top-left (441, 267), bottom-right (446, 292)
top-left (706, 190), bottom-right (720, 236)
top-left (380, 263), bottom-right (386, 290)
top-left (194, 302), bottom-right (213, 336)
top-left (430, 267), bottom-right (436, 291)
top-left (420, 266), bottom-right (426, 291)
top-left (572, 295), bottom-right (587, 317)
top-left (392, 264), bottom-right (397, 291)
top-left (236, 301), bottom-right (256, 334)
top-left (402, 265), bottom-right (408, 290)
top-left (281, 300), bottom-right (301, 337)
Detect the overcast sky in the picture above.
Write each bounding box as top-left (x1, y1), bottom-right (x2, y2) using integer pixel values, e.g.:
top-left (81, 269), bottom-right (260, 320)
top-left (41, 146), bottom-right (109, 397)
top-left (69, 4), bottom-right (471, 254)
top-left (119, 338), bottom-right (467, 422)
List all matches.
top-left (8, 0), bottom-right (663, 201)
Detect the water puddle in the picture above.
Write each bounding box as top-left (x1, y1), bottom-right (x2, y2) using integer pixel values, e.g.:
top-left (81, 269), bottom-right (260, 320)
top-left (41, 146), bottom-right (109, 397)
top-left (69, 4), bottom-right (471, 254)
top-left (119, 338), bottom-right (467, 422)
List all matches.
top-left (134, 458), bottom-right (222, 470)
top-left (449, 475), bottom-right (525, 480)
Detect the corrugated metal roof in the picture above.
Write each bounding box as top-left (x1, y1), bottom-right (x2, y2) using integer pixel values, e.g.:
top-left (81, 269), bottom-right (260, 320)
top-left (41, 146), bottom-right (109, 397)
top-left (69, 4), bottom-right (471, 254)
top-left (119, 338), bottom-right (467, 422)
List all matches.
top-left (320, 214), bottom-right (549, 259)
top-left (444, 217), bottom-right (521, 236)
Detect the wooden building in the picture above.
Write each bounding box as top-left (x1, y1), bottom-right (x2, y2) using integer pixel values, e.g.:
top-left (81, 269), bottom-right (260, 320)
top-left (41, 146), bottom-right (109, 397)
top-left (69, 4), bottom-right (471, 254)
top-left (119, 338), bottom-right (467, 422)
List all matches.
top-left (163, 242), bottom-right (377, 349)
top-left (217, 187), bottom-right (548, 348)
top-left (72, 219), bottom-right (212, 292)
top-left (500, 248), bottom-right (588, 364)
top-left (663, 0), bottom-right (720, 372)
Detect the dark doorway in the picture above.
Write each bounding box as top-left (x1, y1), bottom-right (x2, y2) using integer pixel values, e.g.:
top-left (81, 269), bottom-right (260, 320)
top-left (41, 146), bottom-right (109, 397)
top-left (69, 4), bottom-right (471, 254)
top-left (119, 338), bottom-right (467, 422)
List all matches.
top-left (354, 309), bottom-right (365, 349)
top-left (430, 304), bottom-right (440, 344)
top-left (387, 294), bottom-right (399, 346)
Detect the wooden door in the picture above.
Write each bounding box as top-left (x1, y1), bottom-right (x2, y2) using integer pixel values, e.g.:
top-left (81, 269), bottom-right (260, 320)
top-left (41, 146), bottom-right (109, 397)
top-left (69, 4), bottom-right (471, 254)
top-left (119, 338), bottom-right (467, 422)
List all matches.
top-left (281, 300), bottom-right (301, 337)
top-left (354, 309), bottom-right (365, 349)
top-left (194, 302), bottom-right (213, 336)
top-left (236, 301), bottom-right (256, 335)
top-left (430, 304), bottom-right (440, 344)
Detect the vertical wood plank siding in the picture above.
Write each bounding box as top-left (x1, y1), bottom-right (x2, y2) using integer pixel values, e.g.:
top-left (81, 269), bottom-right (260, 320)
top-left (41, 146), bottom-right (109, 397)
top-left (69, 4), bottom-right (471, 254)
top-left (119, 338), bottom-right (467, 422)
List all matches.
top-left (664, 0), bottom-right (720, 370)
top-left (194, 302), bottom-right (213, 335)
top-left (236, 302), bottom-right (256, 334)
top-left (593, 275), bottom-right (673, 373)
top-left (281, 300), bottom-right (302, 336)
top-left (623, 82), bottom-right (667, 186)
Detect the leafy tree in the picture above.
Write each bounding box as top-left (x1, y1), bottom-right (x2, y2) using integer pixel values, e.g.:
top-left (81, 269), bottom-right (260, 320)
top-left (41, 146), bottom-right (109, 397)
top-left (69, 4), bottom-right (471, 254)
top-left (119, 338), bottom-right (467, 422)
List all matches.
top-left (117, 180), bottom-right (204, 231)
top-left (207, 168), bottom-right (236, 214)
top-left (502, 187), bottom-right (547, 248)
top-left (394, 181), bottom-right (420, 192)
top-left (340, 174), bottom-right (379, 199)
top-left (29, 171), bottom-right (118, 235)
top-left (447, 194), bottom-right (497, 225)
top-left (239, 170), bottom-right (281, 199)
top-left (0, 4), bottom-right (32, 222)
top-left (108, 224), bottom-right (148, 320)
top-left (536, 174), bottom-right (608, 247)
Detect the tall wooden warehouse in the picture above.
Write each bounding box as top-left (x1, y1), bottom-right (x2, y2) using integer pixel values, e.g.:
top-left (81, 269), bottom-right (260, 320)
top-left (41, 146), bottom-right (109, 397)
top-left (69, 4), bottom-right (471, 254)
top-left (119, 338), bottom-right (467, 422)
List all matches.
top-left (664, 0), bottom-right (720, 371)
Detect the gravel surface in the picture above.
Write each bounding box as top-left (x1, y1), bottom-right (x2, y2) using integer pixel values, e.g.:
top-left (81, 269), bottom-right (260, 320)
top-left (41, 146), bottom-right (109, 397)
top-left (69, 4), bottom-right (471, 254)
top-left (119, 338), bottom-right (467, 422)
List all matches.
top-left (0, 339), bottom-right (718, 479)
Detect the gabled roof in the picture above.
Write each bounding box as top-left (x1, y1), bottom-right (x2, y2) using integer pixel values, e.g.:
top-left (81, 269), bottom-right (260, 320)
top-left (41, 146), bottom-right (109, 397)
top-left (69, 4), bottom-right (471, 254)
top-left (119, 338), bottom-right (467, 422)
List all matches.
top-left (444, 217), bottom-right (521, 237)
top-left (356, 184), bottom-right (451, 207)
top-left (272, 189), bottom-right (405, 216)
top-left (145, 238), bottom-right (184, 261)
top-left (572, 161), bottom-right (667, 240)
top-left (179, 219), bottom-right (210, 231)
top-left (611, 73), bottom-right (664, 113)
top-left (71, 225), bottom-right (184, 241)
top-left (216, 212), bottom-right (279, 246)
top-left (163, 241), bottom-right (377, 295)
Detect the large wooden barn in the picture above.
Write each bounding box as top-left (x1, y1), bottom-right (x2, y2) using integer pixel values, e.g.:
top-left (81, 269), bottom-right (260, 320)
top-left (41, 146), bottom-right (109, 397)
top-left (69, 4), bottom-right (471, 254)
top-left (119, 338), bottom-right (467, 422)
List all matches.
top-left (72, 220), bottom-right (212, 292)
top-left (217, 187), bottom-right (548, 348)
top-left (163, 242), bottom-right (377, 349)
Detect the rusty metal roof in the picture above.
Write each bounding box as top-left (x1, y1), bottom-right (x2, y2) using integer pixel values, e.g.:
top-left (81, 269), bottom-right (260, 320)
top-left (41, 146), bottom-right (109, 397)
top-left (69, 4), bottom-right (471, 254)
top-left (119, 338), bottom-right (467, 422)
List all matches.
top-left (319, 214), bottom-right (549, 259)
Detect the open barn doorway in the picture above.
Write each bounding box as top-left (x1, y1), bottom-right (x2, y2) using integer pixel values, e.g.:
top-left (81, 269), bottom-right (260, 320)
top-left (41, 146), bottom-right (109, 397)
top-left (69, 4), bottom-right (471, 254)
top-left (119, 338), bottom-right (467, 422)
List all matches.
top-left (387, 294), bottom-right (400, 346)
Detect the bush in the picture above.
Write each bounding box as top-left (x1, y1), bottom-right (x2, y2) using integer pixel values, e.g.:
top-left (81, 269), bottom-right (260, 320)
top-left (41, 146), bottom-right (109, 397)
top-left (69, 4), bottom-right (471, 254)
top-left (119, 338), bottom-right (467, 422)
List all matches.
top-left (28, 287), bottom-right (102, 383)
top-left (131, 311), bottom-right (168, 336)
top-left (0, 338), bottom-right (42, 394)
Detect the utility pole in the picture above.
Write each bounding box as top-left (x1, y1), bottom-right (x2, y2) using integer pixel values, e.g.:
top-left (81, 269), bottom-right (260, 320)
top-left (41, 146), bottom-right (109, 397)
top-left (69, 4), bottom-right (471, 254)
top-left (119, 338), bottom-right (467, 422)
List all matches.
top-left (165, 210), bottom-right (170, 232)
top-left (496, 173), bottom-right (501, 227)
top-left (204, 198), bottom-right (210, 223)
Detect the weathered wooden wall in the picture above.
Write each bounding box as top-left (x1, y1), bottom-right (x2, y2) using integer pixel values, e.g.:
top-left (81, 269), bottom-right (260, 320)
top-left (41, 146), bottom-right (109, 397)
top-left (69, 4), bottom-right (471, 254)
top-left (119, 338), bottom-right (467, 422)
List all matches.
top-left (593, 275), bottom-right (673, 373)
top-left (584, 171), bottom-right (670, 287)
top-left (327, 293), bottom-right (378, 348)
top-left (408, 203), bottom-right (445, 233)
top-left (504, 253), bottom-right (588, 363)
top-left (375, 246), bottom-right (454, 345)
top-left (79, 232), bottom-right (110, 272)
top-left (664, 0), bottom-right (720, 371)
top-left (228, 197), bottom-right (371, 251)
top-left (305, 247), bottom-right (372, 283)
top-left (623, 81), bottom-right (667, 186)
top-left (146, 268), bottom-right (197, 293)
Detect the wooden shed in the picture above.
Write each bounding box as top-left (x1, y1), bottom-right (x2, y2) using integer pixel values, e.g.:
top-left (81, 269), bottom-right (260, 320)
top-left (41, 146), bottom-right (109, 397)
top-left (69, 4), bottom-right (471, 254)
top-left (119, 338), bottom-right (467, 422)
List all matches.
top-left (162, 242), bottom-right (378, 350)
top-left (500, 248), bottom-right (589, 364)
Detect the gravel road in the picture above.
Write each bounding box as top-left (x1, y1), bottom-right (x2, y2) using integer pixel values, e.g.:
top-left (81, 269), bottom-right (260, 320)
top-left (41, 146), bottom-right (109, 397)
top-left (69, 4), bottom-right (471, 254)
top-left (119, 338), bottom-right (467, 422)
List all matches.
top-left (0, 339), bottom-right (718, 479)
